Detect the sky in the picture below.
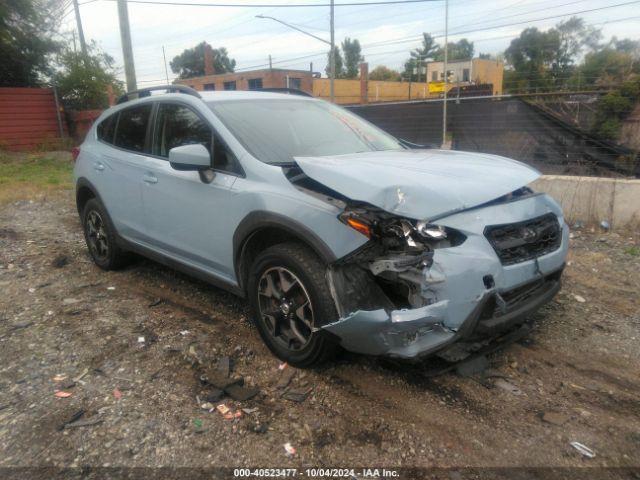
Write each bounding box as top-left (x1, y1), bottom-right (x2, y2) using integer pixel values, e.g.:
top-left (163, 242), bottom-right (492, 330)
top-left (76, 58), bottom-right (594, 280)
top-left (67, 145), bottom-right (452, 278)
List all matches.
top-left (58, 0), bottom-right (640, 86)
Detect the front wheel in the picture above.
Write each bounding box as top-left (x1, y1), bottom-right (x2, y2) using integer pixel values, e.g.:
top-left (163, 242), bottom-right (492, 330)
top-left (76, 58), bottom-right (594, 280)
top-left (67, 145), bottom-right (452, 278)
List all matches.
top-left (248, 242), bottom-right (339, 367)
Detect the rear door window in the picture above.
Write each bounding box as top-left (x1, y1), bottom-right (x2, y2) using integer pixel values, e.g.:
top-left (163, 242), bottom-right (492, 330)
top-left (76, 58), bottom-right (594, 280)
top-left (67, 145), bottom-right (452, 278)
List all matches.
top-left (114, 104), bottom-right (152, 153)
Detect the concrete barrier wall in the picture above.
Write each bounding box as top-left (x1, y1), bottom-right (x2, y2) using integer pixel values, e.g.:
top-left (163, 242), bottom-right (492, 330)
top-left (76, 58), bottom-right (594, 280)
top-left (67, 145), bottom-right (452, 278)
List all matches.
top-left (533, 175), bottom-right (640, 230)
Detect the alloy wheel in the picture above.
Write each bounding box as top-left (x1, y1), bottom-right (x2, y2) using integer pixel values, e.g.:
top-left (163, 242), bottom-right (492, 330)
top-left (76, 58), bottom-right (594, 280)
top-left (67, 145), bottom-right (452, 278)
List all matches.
top-left (257, 267), bottom-right (314, 351)
top-left (85, 210), bottom-right (109, 262)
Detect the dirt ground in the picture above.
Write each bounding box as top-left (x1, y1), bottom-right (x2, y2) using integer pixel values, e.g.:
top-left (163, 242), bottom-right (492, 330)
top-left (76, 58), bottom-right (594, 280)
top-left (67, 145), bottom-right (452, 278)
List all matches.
top-left (1, 188), bottom-right (639, 475)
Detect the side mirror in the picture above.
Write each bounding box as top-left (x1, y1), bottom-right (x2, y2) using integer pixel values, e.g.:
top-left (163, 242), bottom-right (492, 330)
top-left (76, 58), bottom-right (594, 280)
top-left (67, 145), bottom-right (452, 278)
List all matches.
top-left (168, 144), bottom-right (211, 171)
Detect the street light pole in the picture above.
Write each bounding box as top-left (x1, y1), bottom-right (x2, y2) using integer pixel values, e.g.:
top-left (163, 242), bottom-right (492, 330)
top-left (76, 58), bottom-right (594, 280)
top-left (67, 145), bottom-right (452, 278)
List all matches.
top-left (442, 0), bottom-right (449, 148)
top-left (330, 0), bottom-right (335, 102)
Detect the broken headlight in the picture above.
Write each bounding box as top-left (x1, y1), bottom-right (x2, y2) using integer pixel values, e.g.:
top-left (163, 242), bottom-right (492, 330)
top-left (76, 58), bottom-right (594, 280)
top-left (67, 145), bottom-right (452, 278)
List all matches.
top-left (339, 208), bottom-right (465, 250)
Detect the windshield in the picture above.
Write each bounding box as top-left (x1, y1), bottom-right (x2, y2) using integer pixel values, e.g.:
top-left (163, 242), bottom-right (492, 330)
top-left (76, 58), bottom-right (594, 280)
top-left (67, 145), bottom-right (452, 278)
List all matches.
top-left (208, 99), bottom-right (404, 164)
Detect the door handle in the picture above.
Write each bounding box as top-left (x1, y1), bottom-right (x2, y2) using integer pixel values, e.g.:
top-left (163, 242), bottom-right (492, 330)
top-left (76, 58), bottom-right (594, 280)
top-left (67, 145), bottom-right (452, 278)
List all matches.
top-left (143, 173), bottom-right (158, 184)
top-left (94, 162), bottom-right (105, 172)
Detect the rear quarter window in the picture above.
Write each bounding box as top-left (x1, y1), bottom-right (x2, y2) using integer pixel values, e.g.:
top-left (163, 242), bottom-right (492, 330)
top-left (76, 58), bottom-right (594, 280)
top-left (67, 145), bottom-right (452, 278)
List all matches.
top-left (97, 114), bottom-right (117, 144)
top-left (114, 104), bottom-right (152, 153)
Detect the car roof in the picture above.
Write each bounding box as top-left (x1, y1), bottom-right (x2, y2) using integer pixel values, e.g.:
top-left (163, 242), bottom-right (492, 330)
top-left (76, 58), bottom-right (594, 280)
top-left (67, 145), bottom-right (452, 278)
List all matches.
top-left (97, 89), bottom-right (316, 122)
top-left (199, 90), bottom-right (316, 102)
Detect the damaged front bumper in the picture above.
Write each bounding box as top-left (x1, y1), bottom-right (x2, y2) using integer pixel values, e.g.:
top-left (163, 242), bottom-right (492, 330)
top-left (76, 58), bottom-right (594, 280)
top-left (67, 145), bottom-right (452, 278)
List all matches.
top-left (321, 193), bottom-right (569, 360)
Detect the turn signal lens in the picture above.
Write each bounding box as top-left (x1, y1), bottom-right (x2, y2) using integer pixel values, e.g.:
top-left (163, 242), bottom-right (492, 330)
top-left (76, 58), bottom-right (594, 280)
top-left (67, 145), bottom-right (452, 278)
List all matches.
top-left (345, 217), bottom-right (372, 238)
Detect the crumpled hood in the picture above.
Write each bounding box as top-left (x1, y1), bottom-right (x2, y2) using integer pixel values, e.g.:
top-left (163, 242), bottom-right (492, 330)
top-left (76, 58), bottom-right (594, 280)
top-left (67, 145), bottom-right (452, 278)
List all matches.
top-left (294, 149), bottom-right (540, 220)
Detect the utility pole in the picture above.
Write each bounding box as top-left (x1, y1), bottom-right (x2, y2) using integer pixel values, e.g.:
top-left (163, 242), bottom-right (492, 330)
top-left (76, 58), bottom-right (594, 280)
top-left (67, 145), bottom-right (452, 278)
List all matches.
top-left (269, 54), bottom-right (273, 70)
top-left (329, 0), bottom-right (335, 102)
top-left (441, 0), bottom-right (449, 148)
top-left (117, 0), bottom-right (137, 92)
top-left (162, 46), bottom-right (170, 84)
top-left (72, 0), bottom-right (88, 58)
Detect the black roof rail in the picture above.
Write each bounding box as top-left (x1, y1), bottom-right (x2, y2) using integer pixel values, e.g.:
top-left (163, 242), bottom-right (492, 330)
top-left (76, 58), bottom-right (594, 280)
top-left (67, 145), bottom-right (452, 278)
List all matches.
top-left (259, 88), bottom-right (313, 98)
top-left (116, 85), bottom-right (202, 105)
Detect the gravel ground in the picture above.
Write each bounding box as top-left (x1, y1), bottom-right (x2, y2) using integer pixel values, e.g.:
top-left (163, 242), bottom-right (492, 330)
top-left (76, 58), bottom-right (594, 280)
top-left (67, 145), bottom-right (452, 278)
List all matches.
top-left (0, 192), bottom-right (639, 475)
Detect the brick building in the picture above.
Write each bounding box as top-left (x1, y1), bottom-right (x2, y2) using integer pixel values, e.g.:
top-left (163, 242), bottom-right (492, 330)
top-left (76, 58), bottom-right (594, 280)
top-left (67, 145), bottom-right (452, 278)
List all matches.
top-left (175, 68), bottom-right (314, 94)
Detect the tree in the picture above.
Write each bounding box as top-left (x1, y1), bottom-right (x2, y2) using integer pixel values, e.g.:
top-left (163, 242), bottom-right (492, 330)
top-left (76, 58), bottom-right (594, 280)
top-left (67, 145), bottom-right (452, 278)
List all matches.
top-left (433, 39), bottom-right (475, 61)
top-left (369, 65), bottom-right (401, 81)
top-left (342, 37), bottom-right (363, 79)
top-left (575, 38), bottom-right (640, 87)
top-left (403, 33), bottom-right (439, 81)
top-left (504, 27), bottom-right (560, 92)
top-left (553, 17), bottom-right (601, 82)
top-left (325, 46), bottom-right (344, 78)
top-left (52, 40), bottom-right (123, 110)
top-left (504, 17), bottom-right (603, 92)
top-left (592, 77), bottom-right (640, 141)
top-left (0, 0), bottom-right (61, 86)
top-left (170, 42), bottom-right (235, 79)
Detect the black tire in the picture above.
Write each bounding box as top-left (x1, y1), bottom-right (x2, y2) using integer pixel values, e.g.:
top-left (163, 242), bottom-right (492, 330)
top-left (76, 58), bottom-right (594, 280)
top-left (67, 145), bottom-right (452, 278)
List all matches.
top-left (248, 242), bottom-right (339, 367)
top-left (82, 198), bottom-right (131, 270)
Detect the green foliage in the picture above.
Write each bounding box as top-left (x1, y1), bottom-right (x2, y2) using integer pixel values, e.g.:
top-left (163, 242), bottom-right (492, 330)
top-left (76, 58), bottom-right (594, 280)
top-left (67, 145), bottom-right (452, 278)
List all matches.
top-left (576, 39), bottom-right (640, 87)
top-left (402, 34), bottom-right (474, 81)
top-left (593, 77), bottom-right (640, 141)
top-left (433, 39), bottom-right (474, 62)
top-left (0, 0), bottom-right (61, 86)
top-left (624, 246), bottom-right (640, 256)
top-left (369, 65), bottom-right (401, 81)
top-left (403, 33), bottom-right (439, 81)
top-left (52, 40), bottom-right (123, 110)
top-left (170, 42), bottom-right (236, 79)
top-left (504, 27), bottom-right (559, 92)
top-left (325, 45), bottom-right (344, 78)
top-left (0, 151), bottom-right (73, 204)
top-left (342, 37), bottom-right (363, 79)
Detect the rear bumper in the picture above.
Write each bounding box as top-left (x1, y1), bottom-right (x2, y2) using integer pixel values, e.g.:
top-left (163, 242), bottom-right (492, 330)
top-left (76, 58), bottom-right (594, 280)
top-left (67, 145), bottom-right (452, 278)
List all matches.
top-left (322, 266), bottom-right (563, 360)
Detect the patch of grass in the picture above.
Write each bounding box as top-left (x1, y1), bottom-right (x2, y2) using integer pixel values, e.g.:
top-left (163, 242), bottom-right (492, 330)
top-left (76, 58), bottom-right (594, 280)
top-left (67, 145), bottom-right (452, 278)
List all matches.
top-left (623, 246), bottom-right (640, 257)
top-left (0, 151), bottom-right (73, 205)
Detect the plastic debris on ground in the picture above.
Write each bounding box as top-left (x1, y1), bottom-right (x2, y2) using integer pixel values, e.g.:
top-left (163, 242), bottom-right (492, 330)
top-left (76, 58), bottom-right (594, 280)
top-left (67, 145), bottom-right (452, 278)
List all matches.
top-left (54, 391), bottom-right (72, 398)
top-left (283, 442), bottom-right (296, 456)
top-left (137, 336), bottom-right (145, 343)
top-left (107, 286), bottom-right (115, 291)
top-left (570, 441), bottom-right (595, 458)
top-left (216, 403), bottom-right (242, 420)
top-left (53, 374), bottom-right (67, 382)
top-left (278, 362), bottom-right (288, 371)
top-left (574, 295), bottom-right (586, 303)
top-left (113, 388), bottom-right (123, 400)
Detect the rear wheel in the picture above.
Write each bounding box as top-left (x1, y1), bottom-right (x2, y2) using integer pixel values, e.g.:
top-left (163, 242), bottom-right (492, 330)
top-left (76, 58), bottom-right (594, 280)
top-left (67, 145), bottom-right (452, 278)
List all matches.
top-left (248, 242), bottom-right (339, 367)
top-left (82, 198), bottom-right (130, 270)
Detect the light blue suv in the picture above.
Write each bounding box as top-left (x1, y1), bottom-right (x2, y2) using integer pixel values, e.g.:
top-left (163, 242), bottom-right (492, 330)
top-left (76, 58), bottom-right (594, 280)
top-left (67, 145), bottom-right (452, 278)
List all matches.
top-left (74, 86), bottom-right (569, 367)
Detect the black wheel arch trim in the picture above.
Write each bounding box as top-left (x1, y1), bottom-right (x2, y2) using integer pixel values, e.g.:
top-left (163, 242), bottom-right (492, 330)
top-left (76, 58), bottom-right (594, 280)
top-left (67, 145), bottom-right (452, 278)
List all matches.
top-left (76, 177), bottom-right (104, 215)
top-left (233, 211), bottom-right (337, 293)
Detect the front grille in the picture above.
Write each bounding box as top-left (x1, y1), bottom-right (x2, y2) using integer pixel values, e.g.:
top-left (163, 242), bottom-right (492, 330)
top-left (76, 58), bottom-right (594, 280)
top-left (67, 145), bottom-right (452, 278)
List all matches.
top-left (484, 213), bottom-right (561, 266)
